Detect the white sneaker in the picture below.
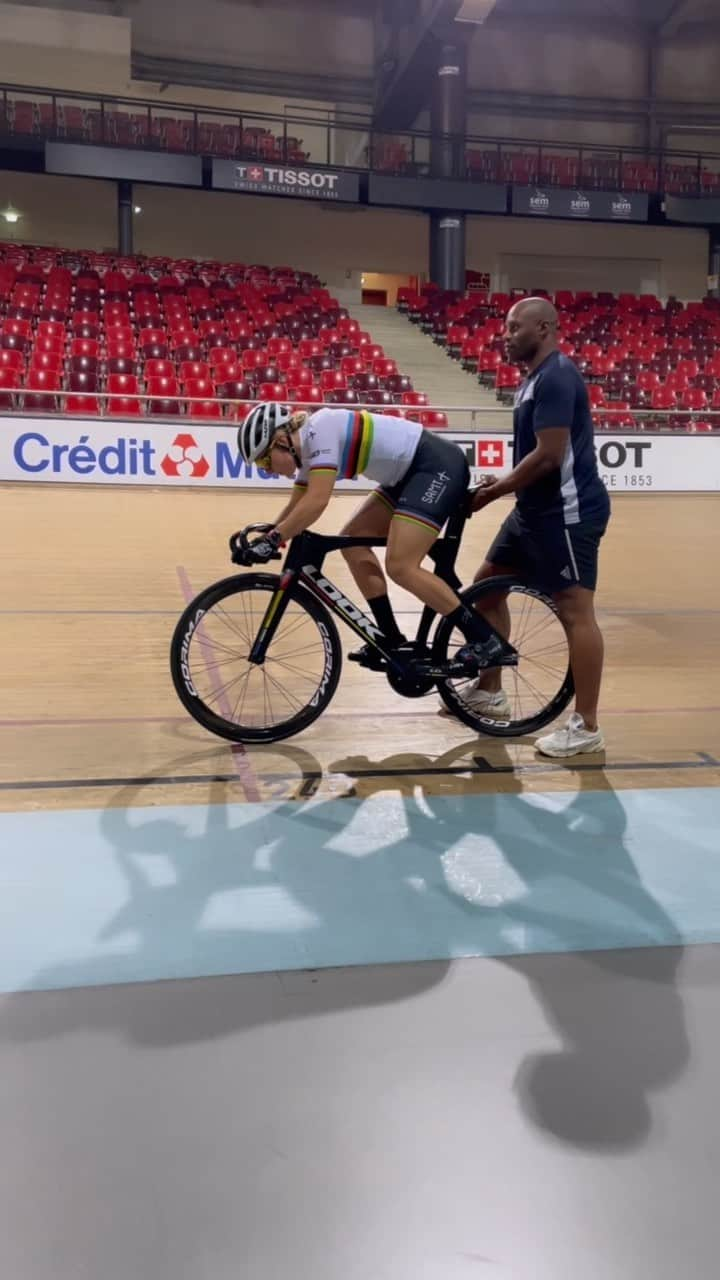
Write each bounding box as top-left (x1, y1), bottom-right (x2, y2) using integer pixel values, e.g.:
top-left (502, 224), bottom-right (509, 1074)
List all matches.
top-left (535, 712), bottom-right (605, 758)
top-left (438, 686), bottom-right (512, 719)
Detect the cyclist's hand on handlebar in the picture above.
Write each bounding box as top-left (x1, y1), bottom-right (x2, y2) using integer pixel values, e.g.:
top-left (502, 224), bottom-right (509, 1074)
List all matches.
top-left (229, 524), bottom-right (283, 565)
top-left (248, 529), bottom-right (284, 563)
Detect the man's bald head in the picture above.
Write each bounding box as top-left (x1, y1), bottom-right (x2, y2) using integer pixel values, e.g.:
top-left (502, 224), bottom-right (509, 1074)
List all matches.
top-left (505, 296), bottom-right (560, 368)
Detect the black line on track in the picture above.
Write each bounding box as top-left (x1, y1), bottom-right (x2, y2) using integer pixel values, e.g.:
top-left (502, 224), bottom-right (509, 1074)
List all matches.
top-left (1, 753), bottom-right (717, 793)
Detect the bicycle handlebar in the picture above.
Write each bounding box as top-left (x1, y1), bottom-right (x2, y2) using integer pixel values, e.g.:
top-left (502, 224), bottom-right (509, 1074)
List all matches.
top-left (229, 523), bottom-right (282, 566)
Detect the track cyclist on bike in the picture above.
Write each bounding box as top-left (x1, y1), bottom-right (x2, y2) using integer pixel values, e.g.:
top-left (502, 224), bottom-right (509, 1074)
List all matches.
top-left (235, 403), bottom-right (502, 669)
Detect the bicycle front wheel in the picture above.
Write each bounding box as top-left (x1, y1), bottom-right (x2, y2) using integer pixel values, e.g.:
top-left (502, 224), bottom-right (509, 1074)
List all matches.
top-left (170, 573), bottom-right (342, 743)
top-left (433, 576), bottom-right (574, 737)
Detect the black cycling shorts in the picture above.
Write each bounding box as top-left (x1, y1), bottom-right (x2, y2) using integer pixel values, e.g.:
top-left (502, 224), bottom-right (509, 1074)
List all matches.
top-left (373, 430), bottom-right (469, 535)
top-left (486, 507), bottom-right (609, 593)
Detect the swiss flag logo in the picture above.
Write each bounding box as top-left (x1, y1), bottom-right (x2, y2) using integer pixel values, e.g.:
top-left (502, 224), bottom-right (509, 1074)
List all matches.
top-left (477, 440), bottom-right (505, 468)
top-left (247, 166), bottom-right (265, 182)
top-left (160, 433), bottom-right (211, 479)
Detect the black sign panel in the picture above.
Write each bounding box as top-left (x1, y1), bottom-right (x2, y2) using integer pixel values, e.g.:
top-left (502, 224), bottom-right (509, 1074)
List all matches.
top-left (665, 194), bottom-right (720, 224)
top-left (212, 160), bottom-right (359, 203)
top-left (512, 186), bottom-right (648, 223)
top-left (369, 174), bottom-right (507, 213)
top-left (46, 142), bottom-right (202, 186)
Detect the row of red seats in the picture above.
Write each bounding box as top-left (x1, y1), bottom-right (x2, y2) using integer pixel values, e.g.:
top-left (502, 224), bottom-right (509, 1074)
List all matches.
top-left (0, 244), bottom-right (426, 414)
top-left (371, 140), bottom-right (720, 195)
top-left (2, 99), bottom-right (309, 163)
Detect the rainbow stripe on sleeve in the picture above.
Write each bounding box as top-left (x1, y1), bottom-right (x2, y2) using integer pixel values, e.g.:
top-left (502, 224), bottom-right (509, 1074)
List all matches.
top-left (337, 410), bottom-right (374, 480)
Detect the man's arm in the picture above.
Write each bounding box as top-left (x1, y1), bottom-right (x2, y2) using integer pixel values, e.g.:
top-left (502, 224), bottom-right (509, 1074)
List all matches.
top-left (473, 366), bottom-right (574, 510)
top-left (472, 427), bottom-right (569, 508)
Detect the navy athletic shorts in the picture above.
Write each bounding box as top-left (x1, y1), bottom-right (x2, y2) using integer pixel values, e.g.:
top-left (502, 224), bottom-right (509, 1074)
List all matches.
top-left (486, 507), bottom-right (609, 593)
top-left (374, 431), bottom-right (469, 534)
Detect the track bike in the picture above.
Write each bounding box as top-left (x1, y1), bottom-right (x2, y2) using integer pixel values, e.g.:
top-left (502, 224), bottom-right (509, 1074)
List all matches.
top-left (170, 501), bottom-right (574, 744)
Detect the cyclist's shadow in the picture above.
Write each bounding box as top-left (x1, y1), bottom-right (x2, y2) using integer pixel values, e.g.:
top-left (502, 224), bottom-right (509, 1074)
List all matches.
top-left (0, 756), bottom-right (453, 1047)
top-left (1, 739), bottom-right (690, 1154)
top-left (317, 741), bottom-right (690, 1152)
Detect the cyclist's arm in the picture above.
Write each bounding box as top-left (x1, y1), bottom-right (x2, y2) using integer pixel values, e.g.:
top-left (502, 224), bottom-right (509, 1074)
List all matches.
top-left (275, 469), bottom-right (337, 540)
top-left (271, 484), bottom-right (306, 527)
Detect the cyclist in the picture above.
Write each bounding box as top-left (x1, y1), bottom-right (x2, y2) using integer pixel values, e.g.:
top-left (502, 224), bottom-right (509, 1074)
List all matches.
top-left (235, 402), bottom-right (500, 668)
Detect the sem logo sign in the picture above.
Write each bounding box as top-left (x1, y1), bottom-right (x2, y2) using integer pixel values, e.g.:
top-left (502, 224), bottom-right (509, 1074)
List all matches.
top-left (529, 189), bottom-right (550, 212)
top-left (160, 433), bottom-right (210, 479)
top-left (570, 192), bottom-right (591, 216)
top-left (612, 196), bottom-right (633, 218)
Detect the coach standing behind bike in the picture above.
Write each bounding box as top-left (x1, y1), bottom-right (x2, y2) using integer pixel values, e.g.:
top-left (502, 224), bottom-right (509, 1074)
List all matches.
top-left (470, 297), bottom-right (611, 758)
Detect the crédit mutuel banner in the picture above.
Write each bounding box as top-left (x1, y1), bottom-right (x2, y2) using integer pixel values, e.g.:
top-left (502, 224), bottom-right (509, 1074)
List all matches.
top-left (212, 159), bottom-right (360, 203)
top-left (0, 418), bottom-right (717, 493)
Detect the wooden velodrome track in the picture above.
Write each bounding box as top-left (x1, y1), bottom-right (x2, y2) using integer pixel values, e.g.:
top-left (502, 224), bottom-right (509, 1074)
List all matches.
top-left (1, 483), bottom-right (719, 811)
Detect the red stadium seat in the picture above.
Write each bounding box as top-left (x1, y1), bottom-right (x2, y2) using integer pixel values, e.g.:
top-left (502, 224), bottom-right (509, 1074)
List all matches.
top-left (65, 394), bottom-right (100, 415)
top-left (30, 351), bottom-right (63, 375)
top-left (187, 396), bottom-right (222, 419)
top-left (108, 396), bottom-right (143, 417)
top-left (180, 361), bottom-right (211, 384)
top-left (258, 382), bottom-right (287, 402)
top-left (320, 370), bottom-right (347, 394)
top-left (0, 367), bottom-right (20, 408)
top-left (108, 373), bottom-right (139, 397)
top-left (420, 410), bottom-right (449, 430)
top-left (0, 348), bottom-right (24, 373)
top-left (23, 370), bottom-right (61, 410)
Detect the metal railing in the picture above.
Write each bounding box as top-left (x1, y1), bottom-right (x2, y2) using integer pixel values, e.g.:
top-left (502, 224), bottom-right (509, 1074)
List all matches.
top-left (2, 392), bottom-right (720, 433)
top-left (2, 78), bottom-right (720, 198)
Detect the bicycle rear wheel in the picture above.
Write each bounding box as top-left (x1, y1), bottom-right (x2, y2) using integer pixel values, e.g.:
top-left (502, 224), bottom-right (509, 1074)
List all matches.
top-left (433, 576), bottom-right (574, 736)
top-left (170, 573), bottom-right (342, 743)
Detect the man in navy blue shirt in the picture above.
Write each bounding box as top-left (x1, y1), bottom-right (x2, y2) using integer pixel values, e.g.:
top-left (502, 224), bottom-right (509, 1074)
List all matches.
top-left (462, 297), bottom-right (611, 757)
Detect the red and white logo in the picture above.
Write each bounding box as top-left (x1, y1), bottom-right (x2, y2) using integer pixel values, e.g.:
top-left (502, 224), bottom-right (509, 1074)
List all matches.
top-left (477, 440), bottom-right (505, 468)
top-left (247, 166), bottom-right (265, 182)
top-left (160, 433), bottom-right (210, 479)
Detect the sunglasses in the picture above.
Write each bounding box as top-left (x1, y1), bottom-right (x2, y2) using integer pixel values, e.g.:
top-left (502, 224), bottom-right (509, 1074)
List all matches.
top-left (257, 440), bottom-right (294, 471)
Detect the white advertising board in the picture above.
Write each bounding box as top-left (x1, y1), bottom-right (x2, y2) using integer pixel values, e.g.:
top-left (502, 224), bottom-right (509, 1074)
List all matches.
top-left (0, 417), bottom-right (717, 492)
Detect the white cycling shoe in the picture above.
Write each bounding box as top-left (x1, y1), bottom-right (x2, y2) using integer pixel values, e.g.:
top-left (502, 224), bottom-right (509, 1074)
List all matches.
top-left (535, 712), bottom-right (605, 758)
top-left (437, 685), bottom-right (512, 719)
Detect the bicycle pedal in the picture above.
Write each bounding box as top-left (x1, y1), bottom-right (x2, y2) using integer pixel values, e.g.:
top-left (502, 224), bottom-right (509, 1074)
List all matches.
top-left (348, 648), bottom-right (387, 671)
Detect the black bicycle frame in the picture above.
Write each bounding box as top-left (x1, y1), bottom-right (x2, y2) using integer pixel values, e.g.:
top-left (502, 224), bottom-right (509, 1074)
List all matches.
top-left (247, 507), bottom-right (471, 667)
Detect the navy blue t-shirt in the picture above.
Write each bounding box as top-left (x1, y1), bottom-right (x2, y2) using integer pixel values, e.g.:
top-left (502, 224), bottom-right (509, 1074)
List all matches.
top-left (513, 351), bottom-right (609, 525)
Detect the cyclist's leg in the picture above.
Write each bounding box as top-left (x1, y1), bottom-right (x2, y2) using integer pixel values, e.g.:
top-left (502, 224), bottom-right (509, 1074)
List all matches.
top-left (470, 511), bottom-right (531, 690)
top-left (383, 434), bottom-right (471, 617)
top-left (385, 513), bottom-right (460, 613)
top-left (339, 490), bottom-right (393, 599)
top-left (340, 489), bottom-right (405, 646)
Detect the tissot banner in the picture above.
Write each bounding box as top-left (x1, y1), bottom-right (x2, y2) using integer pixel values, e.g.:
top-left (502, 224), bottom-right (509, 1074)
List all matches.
top-left (512, 187), bottom-right (649, 222)
top-left (212, 159), bottom-right (360, 203)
